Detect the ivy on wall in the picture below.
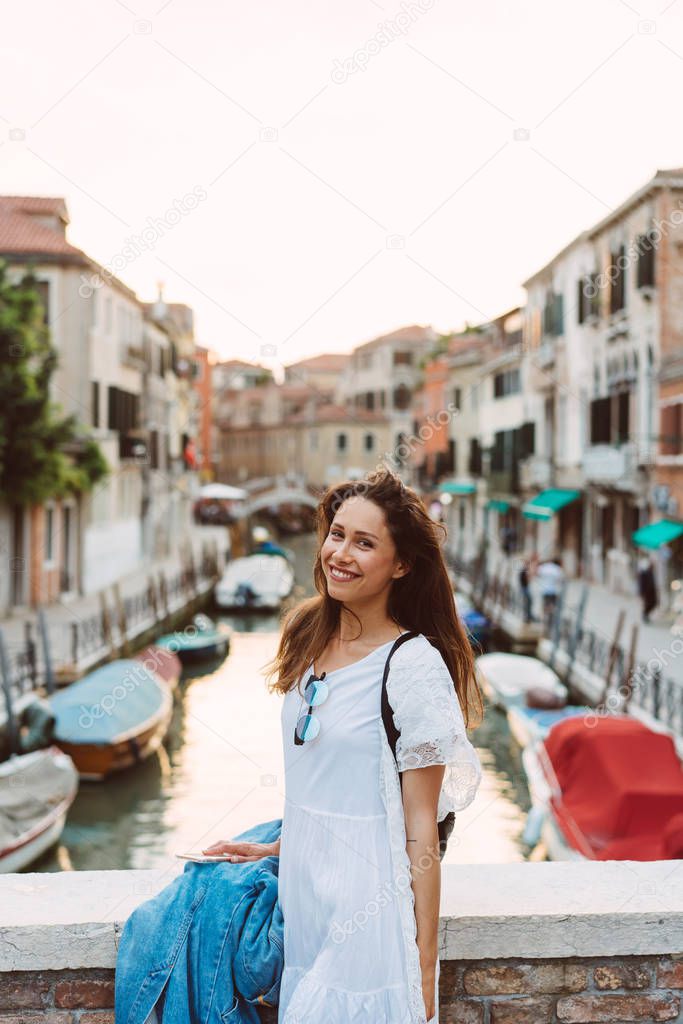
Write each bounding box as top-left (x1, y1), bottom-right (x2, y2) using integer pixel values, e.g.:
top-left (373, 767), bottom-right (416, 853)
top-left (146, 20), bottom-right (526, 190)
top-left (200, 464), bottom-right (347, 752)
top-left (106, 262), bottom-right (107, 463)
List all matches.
top-left (0, 262), bottom-right (108, 505)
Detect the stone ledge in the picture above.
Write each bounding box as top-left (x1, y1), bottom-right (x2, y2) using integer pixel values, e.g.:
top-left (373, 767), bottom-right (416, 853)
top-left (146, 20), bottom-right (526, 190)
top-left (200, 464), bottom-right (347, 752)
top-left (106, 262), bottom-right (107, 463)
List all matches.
top-left (2, 860), bottom-right (682, 972)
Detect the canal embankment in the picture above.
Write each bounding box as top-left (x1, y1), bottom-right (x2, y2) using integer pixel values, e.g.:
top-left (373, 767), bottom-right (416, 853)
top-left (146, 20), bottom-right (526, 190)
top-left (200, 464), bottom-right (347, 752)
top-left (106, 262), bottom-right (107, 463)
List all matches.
top-left (3, 859), bottom-right (683, 1023)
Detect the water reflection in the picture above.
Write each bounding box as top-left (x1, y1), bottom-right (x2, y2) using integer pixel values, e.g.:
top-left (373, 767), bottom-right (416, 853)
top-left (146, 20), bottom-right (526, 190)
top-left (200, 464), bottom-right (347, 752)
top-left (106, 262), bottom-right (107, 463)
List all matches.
top-left (33, 531), bottom-right (530, 871)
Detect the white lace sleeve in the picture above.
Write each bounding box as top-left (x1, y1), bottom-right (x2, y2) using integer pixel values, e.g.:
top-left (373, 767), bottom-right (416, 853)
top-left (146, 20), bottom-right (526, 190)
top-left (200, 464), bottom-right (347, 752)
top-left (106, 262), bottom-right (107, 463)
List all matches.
top-left (387, 636), bottom-right (482, 815)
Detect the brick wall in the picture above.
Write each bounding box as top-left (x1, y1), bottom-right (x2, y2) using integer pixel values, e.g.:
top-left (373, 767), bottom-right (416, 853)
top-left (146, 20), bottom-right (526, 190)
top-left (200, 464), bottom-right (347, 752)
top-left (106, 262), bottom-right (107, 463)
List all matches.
top-left (0, 968), bottom-right (280, 1023)
top-left (4, 957), bottom-right (683, 1023)
top-left (439, 956), bottom-right (683, 1023)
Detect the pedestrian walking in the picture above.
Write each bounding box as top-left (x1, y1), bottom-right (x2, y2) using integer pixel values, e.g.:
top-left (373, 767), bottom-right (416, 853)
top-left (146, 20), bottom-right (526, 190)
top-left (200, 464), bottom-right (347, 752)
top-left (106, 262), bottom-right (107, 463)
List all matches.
top-left (637, 554), bottom-right (658, 623)
top-left (518, 559), bottom-right (535, 623)
top-left (537, 557), bottom-right (564, 632)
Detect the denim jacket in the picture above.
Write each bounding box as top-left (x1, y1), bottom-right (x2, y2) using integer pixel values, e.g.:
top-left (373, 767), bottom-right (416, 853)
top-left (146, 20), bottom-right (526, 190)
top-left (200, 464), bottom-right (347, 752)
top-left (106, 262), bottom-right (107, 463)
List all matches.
top-left (115, 818), bottom-right (283, 1024)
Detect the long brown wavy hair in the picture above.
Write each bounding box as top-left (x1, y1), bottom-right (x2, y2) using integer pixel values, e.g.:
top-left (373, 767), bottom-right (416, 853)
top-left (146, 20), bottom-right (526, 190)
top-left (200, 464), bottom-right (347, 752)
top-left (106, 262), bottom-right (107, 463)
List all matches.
top-left (264, 467), bottom-right (483, 728)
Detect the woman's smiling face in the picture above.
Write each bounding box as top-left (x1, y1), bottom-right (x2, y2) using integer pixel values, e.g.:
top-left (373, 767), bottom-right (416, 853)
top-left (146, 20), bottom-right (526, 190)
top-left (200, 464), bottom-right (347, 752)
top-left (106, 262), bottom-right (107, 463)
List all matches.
top-left (320, 496), bottom-right (408, 599)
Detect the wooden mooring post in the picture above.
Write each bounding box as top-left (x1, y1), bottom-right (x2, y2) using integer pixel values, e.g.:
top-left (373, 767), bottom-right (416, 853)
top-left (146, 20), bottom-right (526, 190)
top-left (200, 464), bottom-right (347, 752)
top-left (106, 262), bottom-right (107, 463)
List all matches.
top-left (0, 628), bottom-right (18, 756)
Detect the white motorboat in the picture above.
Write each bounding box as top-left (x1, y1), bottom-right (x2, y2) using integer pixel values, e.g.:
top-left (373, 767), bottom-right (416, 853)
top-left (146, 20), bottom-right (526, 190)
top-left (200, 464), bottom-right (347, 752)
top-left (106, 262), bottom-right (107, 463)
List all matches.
top-left (507, 702), bottom-right (592, 750)
top-left (476, 652), bottom-right (567, 710)
top-left (214, 554), bottom-right (295, 611)
top-left (0, 746), bottom-right (78, 872)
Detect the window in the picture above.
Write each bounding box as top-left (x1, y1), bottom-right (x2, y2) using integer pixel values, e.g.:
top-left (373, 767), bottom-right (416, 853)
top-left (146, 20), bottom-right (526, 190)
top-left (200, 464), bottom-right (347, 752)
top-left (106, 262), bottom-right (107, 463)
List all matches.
top-left (636, 231), bottom-right (656, 289)
top-left (543, 290), bottom-right (564, 336)
top-left (91, 381), bottom-right (100, 428)
top-left (609, 245), bottom-right (626, 314)
top-left (393, 384), bottom-right (411, 410)
top-left (34, 281), bottom-right (49, 325)
top-left (590, 392), bottom-right (631, 445)
top-left (453, 388), bottom-right (462, 411)
top-left (448, 439), bottom-right (457, 475)
top-left (516, 421), bottom-right (536, 458)
top-left (365, 391), bottom-right (375, 411)
top-left (45, 506), bottom-right (55, 563)
top-left (393, 351), bottom-right (413, 366)
top-left (364, 433), bottom-right (374, 452)
top-left (590, 396), bottom-right (611, 444)
top-left (491, 430), bottom-right (516, 472)
top-left (468, 438), bottom-right (482, 476)
top-left (337, 432), bottom-right (347, 452)
top-left (493, 368), bottom-right (521, 398)
top-left (661, 404), bottom-right (683, 455)
top-left (459, 504), bottom-right (466, 530)
top-left (577, 274), bottom-right (601, 323)
top-left (149, 429), bottom-right (159, 469)
top-left (108, 386), bottom-right (140, 432)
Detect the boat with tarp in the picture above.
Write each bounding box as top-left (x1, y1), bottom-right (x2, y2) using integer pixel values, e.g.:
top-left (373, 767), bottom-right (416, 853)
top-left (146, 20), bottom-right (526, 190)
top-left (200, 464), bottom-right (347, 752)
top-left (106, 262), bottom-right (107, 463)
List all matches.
top-left (0, 746), bottom-right (78, 872)
top-left (49, 660), bottom-right (173, 780)
top-left (155, 614), bottom-right (231, 663)
top-left (522, 715), bottom-right (683, 860)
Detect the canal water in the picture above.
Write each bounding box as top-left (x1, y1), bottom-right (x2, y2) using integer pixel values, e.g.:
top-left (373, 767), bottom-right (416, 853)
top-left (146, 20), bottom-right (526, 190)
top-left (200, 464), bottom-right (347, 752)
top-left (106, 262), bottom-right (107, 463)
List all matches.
top-left (37, 531), bottom-right (530, 872)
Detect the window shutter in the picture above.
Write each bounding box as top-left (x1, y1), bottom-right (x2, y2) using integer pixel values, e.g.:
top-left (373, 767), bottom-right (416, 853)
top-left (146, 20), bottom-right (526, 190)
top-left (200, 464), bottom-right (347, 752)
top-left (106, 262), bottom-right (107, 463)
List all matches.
top-left (577, 279), bottom-right (585, 324)
top-left (617, 391), bottom-right (630, 444)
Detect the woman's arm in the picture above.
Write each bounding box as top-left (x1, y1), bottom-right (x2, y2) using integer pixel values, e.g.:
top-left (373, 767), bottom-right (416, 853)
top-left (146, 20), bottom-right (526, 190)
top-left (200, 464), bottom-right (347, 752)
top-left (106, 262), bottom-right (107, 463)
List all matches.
top-left (202, 836), bottom-right (280, 861)
top-left (401, 763), bottom-right (445, 1021)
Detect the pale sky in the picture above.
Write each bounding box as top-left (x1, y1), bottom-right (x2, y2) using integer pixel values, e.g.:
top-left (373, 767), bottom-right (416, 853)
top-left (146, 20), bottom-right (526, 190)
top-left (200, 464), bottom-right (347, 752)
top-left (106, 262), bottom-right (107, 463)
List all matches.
top-left (2, 0), bottom-right (683, 367)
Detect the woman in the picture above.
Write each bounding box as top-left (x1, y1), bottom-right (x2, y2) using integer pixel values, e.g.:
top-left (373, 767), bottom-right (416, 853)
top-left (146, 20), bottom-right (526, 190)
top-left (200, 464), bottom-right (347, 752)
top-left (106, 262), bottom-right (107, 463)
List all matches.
top-left (205, 468), bottom-right (483, 1023)
top-left (637, 554), bottom-right (658, 623)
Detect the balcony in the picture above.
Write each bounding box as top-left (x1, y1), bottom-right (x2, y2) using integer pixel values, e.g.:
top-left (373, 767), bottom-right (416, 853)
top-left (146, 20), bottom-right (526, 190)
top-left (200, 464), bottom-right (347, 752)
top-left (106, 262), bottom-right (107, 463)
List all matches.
top-left (119, 430), bottom-right (148, 461)
top-left (582, 443), bottom-right (638, 489)
top-left (119, 342), bottom-right (147, 372)
top-left (487, 469), bottom-right (519, 495)
top-left (519, 455), bottom-right (552, 490)
top-left (535, 338), bottom-right (555, 368)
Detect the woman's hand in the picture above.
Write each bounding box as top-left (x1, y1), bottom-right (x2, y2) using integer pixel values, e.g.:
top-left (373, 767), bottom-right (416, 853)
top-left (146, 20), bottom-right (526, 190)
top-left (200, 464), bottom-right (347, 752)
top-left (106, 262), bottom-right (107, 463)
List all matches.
top-left (202, 837), bottom-right (280, 862)
top-left (420, 959), bottom-right (436, 1021)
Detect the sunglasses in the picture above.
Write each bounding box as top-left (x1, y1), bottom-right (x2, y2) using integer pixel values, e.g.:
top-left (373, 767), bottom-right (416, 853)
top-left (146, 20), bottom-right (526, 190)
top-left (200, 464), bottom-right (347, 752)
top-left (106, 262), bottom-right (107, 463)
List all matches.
top-left (294, 670), bottom-right (329, 745)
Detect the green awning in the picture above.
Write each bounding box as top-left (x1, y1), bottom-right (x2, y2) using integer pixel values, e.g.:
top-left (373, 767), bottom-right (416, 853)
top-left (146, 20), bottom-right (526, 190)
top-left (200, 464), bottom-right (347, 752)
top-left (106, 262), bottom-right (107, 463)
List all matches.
top-left (440, 481), bottom-right (476, 495)
top-left (487, 499), bottom-right (510, 512)
top-left (632, 519), bottom-right (683, 549)
top-left (522, 489), bottom-right (580, 521)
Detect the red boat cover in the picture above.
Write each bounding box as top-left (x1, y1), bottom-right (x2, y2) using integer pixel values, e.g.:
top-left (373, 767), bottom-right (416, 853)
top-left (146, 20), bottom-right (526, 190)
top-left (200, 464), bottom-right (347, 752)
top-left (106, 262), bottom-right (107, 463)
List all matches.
top-left (543, 716), bottom-right (683, 859)
top-left (135, 646), bottom-right (182, 685)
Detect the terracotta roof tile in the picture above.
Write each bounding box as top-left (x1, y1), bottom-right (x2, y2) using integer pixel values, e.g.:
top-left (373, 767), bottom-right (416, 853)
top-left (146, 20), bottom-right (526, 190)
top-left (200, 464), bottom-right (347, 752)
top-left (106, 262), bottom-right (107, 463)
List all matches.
top-left (285, 353), bottom-right (350, 371)
top-left (355, 324), bottom-right (435, 352)
top-left (0, 195), bottom-right (86, 261)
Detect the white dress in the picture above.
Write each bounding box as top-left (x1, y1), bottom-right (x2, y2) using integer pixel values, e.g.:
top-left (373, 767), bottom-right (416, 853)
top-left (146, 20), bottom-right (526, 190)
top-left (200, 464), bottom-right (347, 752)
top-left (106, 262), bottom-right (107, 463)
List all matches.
top-left (277, 632), bottom-right (482, 1024)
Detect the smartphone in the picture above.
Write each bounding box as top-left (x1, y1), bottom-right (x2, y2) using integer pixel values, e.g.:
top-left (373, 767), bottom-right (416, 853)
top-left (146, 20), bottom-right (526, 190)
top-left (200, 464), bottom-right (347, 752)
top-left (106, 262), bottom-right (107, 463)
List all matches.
top-left (175, 853), bottom-right (233, 863)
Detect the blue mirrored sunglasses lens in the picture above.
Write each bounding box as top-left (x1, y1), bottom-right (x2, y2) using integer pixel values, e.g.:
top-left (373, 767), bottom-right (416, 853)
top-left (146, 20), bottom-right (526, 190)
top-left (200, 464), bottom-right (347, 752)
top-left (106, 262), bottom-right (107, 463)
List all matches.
top-left (295, 713), bottom-right (320, 742)
top-left (304, 678), bottom-right (329, 706)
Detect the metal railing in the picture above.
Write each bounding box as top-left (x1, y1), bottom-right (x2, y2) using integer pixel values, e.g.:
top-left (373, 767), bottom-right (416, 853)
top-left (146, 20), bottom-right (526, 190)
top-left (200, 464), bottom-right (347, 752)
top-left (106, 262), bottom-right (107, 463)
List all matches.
top-left (450, 553), bottom-right (683, 738)
top-left (0, 540), bottom-right (221, 720)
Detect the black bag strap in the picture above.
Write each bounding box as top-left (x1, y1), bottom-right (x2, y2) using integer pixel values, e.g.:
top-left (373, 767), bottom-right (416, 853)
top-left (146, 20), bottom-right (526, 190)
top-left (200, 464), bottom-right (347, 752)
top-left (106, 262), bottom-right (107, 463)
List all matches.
top-left (380, 630), bottom-right (420, 764)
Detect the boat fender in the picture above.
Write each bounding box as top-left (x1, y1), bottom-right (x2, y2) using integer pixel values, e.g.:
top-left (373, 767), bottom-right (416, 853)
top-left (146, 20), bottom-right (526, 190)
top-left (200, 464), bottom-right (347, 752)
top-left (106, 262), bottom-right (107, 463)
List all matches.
top-left (522, 803), bottom-right (546, 846)
top-left (128, 735), bottom-right (142, 763)
top-left (526, 686), bottom-right (567, 710)
top-left (20, 699), bottom-right (56, 753)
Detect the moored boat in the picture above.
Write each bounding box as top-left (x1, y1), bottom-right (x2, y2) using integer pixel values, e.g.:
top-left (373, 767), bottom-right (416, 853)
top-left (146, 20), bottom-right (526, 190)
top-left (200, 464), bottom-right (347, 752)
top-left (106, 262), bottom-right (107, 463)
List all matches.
top-left (522, 715), bottom-right (683, 861)
top-left (0, 746), bottom-right (78, 872)
top-left (507, 701), bottom-right (592, 750)
top-left (156, 614), bottom-right (232, 663)
top-left (49, 660), bottom-right (173, 780)
top-left (476, 652), bottom-right (567, 710)
top-left (214, 554), bottom-right (295, 612)
top-left (454, 593), bottom-right (491, 650)
top-left (135, 645), bottom-right (182, 698)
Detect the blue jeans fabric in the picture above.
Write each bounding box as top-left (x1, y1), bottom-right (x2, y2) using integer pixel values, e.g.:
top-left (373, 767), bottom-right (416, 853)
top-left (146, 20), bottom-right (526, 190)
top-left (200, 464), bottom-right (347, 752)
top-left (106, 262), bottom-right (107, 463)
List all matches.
top-left (115, 817), bottom-right (284, 1024)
